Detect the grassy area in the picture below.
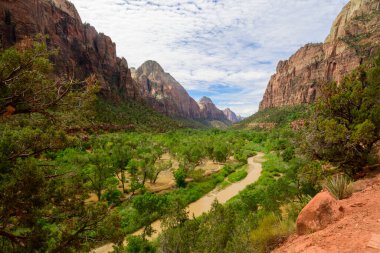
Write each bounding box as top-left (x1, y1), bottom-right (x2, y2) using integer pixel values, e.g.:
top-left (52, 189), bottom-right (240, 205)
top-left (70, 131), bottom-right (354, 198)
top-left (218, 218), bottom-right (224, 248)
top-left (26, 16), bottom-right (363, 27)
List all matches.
top-left (235, 105), bottom-right (309, 129)
top-left (228, 165), bottom-right (248, 183)
top-left (95, 99), bottom-right (181, 132)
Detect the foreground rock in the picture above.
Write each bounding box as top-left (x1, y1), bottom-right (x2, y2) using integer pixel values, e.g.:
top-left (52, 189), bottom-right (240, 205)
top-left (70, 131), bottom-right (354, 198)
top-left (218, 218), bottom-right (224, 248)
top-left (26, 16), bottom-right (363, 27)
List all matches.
top-left (260, 0), bottom-right (380, 110)
top-left (274, 172), bottom-right (380, 253)
top-left (296, 191), bottom-right (344, 235)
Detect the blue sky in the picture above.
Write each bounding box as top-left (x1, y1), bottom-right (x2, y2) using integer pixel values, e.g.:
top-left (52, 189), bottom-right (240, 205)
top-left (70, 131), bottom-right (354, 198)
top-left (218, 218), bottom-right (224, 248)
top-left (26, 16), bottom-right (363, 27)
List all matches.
top-left (70, 0), bottom-right (349, 116)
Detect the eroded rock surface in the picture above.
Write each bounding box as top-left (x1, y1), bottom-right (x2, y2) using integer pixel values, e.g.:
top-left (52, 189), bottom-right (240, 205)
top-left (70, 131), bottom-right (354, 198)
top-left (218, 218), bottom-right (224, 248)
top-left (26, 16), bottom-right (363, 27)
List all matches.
top-left (132, 61), bottom-right (229, 121)
top-left (296, 191), bottom-right (344, 235)
top-left (0, 0), bottom-right (140, 100)
top-left (260, 0), bottom-right (380, 110)
top-left (223, 108), bottom-right (242, 123)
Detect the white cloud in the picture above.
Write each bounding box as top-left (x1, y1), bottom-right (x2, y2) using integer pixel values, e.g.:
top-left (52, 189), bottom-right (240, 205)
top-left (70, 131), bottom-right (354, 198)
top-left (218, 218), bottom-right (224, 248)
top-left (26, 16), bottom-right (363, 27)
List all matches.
top-left (70, 0), bottom-right (349, 116)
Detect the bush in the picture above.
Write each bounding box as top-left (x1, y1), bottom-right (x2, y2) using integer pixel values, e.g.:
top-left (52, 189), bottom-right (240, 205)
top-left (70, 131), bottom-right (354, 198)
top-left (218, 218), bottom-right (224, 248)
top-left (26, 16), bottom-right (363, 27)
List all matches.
top-left (174, 167), bottom-right (187, 188)
top-left (250, 214), bottom-right (294, 253)
top-left (324, 174), bottom-right (353, 200)
top-left (228, 167), bottom-right (248, 183)
top-left (125, 236), bottom-right (155, 253)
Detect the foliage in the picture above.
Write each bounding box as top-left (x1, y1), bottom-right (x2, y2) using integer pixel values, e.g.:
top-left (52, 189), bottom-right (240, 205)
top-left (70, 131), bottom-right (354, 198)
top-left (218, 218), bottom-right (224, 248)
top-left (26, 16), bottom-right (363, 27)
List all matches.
top-left (174, 167), bottom-right (187, 188)
top-left (95, 99), bottom-right (180, 133)
top-left (227, 166), bottom-right (248, 183)
top-left (250, 213), bottom-right (294, 253)
top-left (324, 174), bottom-right (354, 200)
top-left (235, 105), bottom-right (308, 129)
top-left (125, 235), bottom-right (156, 253)
top-left (0, 39), bottom-right (123, 252)
top-left (303, 55), bottom-right (380, 174)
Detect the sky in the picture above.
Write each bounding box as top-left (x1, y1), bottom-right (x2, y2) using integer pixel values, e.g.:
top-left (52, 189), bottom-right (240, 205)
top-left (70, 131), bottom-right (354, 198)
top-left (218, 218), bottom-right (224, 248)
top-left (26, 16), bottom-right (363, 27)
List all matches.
top-left (70, 0), bottom-right (349, 116)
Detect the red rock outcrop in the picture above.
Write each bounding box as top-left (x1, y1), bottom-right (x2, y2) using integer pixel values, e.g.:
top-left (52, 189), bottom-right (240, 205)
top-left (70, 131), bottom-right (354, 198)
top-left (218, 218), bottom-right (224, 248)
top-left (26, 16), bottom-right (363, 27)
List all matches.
top-left (259, 0), bottom-right (380, 110)
top-left (296, 191), bottom-right (344, 235)
top-left (0, 0), bottom-right (140, 100)
top-left (274, 173), bottom-right (380, 253)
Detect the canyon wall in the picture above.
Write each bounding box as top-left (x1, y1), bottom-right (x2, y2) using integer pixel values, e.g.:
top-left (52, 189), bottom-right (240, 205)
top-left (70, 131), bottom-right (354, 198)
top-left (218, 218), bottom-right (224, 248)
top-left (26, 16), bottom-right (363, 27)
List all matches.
top-left (259, 0), bottom-right (380, 110)
top-left (0, 0), bottom-right (140, 101)
top-left (0, 0), bottom-right (235, 122)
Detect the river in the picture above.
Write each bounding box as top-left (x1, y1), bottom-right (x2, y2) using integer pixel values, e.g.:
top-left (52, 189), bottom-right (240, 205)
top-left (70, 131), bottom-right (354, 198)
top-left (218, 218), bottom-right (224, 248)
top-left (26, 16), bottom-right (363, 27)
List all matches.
top-left (93, 152), bottom-right (265, 253)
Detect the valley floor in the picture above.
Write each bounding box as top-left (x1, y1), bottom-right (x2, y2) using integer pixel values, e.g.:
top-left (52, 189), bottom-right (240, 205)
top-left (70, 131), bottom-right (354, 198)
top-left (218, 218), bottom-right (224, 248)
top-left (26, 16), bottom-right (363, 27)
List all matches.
top-left (93, 153), bottom-right (265, 253)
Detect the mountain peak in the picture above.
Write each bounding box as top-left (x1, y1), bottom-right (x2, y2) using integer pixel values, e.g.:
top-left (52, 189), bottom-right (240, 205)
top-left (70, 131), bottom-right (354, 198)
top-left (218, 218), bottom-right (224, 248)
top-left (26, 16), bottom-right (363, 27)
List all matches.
top-left (199, 96), bottom-right (213, 104)
top-left (138, 60), bottom-right (164, 75)
top-left (223, 108), bottom-right (242, 123)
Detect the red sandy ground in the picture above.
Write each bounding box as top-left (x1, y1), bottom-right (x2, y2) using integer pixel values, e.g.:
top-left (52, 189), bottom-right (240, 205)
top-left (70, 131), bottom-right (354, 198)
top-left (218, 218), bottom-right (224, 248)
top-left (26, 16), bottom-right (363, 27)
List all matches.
top-left (274, 172), bottom-right (380, 253)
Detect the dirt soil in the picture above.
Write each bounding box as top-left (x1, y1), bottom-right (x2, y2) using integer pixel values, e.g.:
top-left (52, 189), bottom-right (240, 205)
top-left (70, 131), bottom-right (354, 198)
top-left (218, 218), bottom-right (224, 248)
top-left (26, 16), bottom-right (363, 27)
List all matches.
top-left (274, 172), bottom-right (380, 253)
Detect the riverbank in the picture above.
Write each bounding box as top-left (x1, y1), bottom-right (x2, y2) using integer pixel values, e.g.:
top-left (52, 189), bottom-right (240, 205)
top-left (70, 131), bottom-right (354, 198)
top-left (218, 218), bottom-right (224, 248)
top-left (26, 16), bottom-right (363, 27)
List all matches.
top-left (93, 153), bottom-right (265, 253)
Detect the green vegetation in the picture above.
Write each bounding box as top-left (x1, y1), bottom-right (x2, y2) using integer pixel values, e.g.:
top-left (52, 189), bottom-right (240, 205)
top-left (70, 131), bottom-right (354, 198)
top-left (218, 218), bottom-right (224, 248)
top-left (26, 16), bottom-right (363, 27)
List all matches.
top-left (95, 99), bottom-right (181, 132)
top-left (325, 175), bottom-right (354, 200)
top-left (1, 38), bottom-right (379, 253)
top-left (0, 38), bottom-right (119, 252)
top-left (303, 54), bottom-right (380, 175)
top-left (227, 166), bottom-right (248, 183)
top-left (250, 214), bottom-right (294, 253)
top-left (235, 105), bottom-right (308, 129)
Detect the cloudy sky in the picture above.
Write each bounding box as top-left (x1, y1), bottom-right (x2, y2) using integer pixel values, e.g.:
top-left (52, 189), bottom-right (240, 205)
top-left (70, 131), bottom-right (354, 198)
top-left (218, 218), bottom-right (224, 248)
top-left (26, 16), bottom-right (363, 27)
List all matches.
top-left (70, 0), bottom-right (348, 116)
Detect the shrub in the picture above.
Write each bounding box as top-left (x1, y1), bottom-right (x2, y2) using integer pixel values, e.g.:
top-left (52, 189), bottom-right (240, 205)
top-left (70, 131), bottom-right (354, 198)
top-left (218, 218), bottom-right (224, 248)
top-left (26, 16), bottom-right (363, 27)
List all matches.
top-left (250, 214), bottom-right (294, 253)
top-left (324, 174), bottom-right (353, 200)
top-left (228, 168), bottom-right (248, 183)
top-left (174, 167), bottom-right (187, 188)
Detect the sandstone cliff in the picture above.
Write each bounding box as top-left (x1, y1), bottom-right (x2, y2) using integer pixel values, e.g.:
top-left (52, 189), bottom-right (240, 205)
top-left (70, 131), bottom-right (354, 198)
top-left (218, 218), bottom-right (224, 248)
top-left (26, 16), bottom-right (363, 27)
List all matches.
top-left (223, 108), bottom-right (242, 123)
top-left (259, 0), bottom-right (380, 110)
top-left (132, 61), bottom-right (229, 121)
top-left (198, 97), bottom-right (227, 121)
top-left (132, 60), bottom-right (202, 118)
top-left (0, 0), bottom-right (140, 100)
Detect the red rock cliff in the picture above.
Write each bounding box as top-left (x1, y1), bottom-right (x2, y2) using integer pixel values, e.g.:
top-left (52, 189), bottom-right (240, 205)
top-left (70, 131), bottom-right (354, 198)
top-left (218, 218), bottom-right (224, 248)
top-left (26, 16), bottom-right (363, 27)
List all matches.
top-left (132, 61), bottom-right (229, 121)
top-left (0, 0), bottom-right (140, 100)
top-left (259, 0), bottom-right (380, 110)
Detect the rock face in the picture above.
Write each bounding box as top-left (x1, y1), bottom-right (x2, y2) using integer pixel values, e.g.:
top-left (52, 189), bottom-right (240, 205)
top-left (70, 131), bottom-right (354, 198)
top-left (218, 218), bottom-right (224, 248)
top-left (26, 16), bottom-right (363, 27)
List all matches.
top-left (259, 0), bottom-right (380, 110)
top-left (132, 60), bottom-right (202, 118)
top-left (132, 61), bottom-right (229, 121)
top-left (223, 108), bottom-right (242, 123)
top-left (198, 97), bottom-right (228, 121)
top-left (296, 191), bottom-right (344, 235)
top-left (0, 0), bottom-right (140, 100)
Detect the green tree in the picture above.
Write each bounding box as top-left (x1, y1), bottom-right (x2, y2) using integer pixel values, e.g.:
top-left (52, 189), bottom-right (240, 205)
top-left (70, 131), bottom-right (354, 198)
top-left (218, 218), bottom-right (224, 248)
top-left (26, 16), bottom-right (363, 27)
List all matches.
top-left (304, 55), bottom-right (380, 174)
top-left (111, 143), bottom-right (132, 193)
top-left (148, 160), bottom-right (172, 184)
top-left (174, 167), bottom-right (187, 188)
top-left (0, 38), bottom-right (120, 251)
top-left (81, 149), bottom-right (118, 201)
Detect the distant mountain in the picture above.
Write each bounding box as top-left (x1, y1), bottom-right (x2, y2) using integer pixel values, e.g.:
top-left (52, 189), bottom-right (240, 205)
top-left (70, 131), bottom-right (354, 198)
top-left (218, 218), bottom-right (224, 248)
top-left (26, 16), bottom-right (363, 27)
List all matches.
top-left (132, 61), bottom-right (229, 122)
top-left (198, 97), bottom-right (228, 121)
top-left (0, 0), bottom-right (230, 125)
top-left (223, 108), bottom-right (244, 123)
top-left (259, 0), bottom-right (380, 110)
